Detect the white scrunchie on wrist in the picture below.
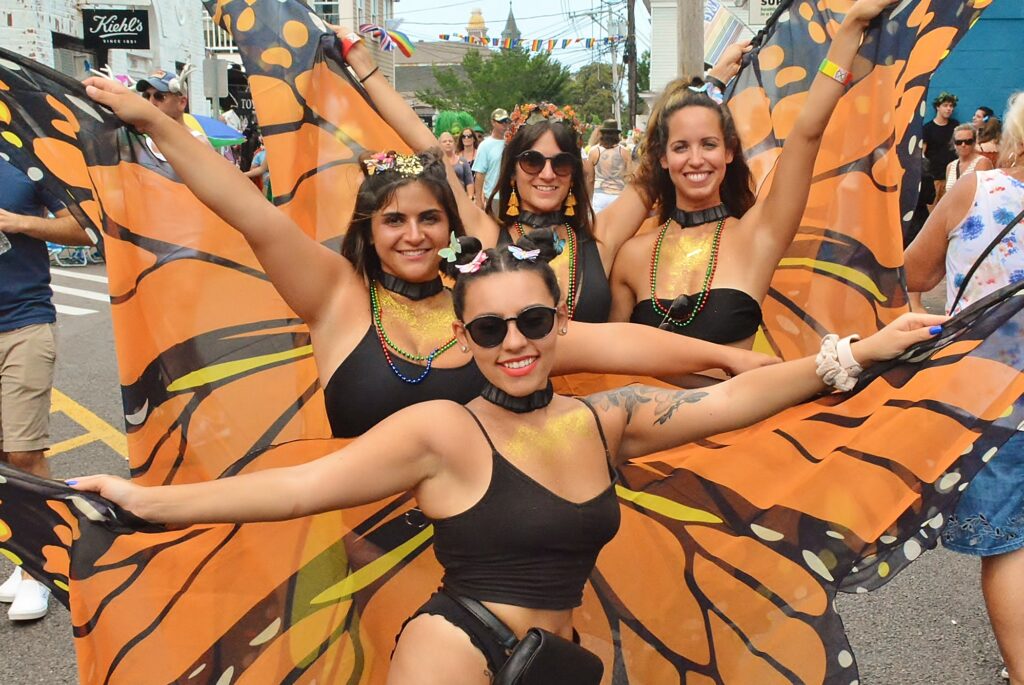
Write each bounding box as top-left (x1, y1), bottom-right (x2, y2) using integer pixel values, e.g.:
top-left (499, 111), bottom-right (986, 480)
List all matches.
top-left (816, 334), bottom-right (862, 391)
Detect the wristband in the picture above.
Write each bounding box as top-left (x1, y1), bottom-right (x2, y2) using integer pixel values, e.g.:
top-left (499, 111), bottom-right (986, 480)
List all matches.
top-left (341, 32), bottom-right (362, 59)
top-left (818, 58), bottom-right (853, 87)
top-left (358, 66), bottom-right (379, 84)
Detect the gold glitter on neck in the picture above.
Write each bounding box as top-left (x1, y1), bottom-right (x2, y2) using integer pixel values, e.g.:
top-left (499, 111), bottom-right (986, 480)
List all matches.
top-left (376, 287), bottom-right (459, 357)
top-left (657, 225), bottom-right (715, 296)
top-left (502, 406), bottom-right (590, 462)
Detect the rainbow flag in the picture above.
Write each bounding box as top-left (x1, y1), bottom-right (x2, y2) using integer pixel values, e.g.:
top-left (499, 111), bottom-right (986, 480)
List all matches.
top-left (704, 0), bottom-right (753, 65)
top-left (530, 38), bottom-right (541, 51)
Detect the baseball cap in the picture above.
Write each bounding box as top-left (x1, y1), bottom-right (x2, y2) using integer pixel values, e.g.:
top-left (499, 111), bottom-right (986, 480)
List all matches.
top-left (491, 108), bottom-right (510, 123)
top-left (136, 70), bottom-right (181, 94)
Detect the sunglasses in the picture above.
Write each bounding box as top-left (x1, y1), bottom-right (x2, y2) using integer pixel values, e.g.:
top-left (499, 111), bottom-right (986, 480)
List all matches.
top-left (141, 91), bottom-right (170, 103)
top-left (954, 138), bottom-right (976, 146)
top-left (463, 305), bottom-right (558, 348)
top-left (462, 133), bottom-right (476, 138)
top-left (516, 150), bottom-right (576, 177)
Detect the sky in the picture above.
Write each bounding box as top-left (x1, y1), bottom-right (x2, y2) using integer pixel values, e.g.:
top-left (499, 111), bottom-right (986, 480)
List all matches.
top-left (389, 0), bottom-right (652, 72)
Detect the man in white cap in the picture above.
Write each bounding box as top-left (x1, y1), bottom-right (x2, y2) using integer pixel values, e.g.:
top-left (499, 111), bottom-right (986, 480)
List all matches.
top-left (135, 68), bottom-right (209, 158)
top-left (472, 107), bottom-right (511, 215)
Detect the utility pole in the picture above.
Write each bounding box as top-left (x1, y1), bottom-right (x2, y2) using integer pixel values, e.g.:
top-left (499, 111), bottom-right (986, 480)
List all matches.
top-left (626, 0), bottom-right (637, 129)
top-left (678, 0), bottom-right (704, 77)
top-left (608, 4), bottom-right (622, 129)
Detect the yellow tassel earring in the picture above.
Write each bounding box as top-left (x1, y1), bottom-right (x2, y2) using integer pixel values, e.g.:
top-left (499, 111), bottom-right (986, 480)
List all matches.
top-left (507, 182), bottom-right (520, 217)
top-left (564, 189), bottom-right (577, 217)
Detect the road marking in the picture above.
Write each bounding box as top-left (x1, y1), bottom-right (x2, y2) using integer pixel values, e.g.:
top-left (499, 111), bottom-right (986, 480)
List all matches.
top-left (51, 268), bottom-right (109, 284)
top-left (55, 303), bottom-right (98, 316)
top-left (50, 283), bottom-right (110, 302)
top-left (48, 388), bottom-right (128, 459)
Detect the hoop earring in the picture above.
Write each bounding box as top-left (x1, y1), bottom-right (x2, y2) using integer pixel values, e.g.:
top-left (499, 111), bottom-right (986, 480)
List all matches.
top-left (507, 182), bottom-right (520, 217)
top-left (564, 189), bottom-right (576, 217)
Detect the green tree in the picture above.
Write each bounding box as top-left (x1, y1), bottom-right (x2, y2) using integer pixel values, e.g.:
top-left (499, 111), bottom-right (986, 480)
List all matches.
top-left (637, 49), bottom-right (650, 93)
top-left (563, 63), bottom-right (615, 124)
top-left (417, 49), bottom-right (570, 126)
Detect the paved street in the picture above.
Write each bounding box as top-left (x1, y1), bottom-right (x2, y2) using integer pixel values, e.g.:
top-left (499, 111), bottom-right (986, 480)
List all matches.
top-left (0, 267), bottom-right (1007, 684)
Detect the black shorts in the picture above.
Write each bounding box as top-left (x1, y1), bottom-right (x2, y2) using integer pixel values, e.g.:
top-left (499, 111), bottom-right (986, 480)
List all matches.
top-left (395, 590), bottom-right (509, 673)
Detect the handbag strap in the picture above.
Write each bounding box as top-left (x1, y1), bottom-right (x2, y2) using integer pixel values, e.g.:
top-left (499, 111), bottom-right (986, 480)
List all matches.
top-left (448, 593), bottom-right (519, 652)
top-left (949, 207), bottom-right (1024, 313)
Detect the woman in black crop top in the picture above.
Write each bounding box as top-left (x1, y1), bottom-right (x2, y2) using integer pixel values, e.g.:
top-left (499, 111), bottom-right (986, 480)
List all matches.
top-left (72, 240), bottom-right (944, 683)
top-left (86, 76), bottom-right (779, 438)
top-left (610, 0), bottom-right (897, 347)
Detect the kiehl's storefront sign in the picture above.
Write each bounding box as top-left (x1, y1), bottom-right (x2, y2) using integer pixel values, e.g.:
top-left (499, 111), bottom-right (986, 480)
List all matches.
top-left (83, 9), bottom-right (150, 50)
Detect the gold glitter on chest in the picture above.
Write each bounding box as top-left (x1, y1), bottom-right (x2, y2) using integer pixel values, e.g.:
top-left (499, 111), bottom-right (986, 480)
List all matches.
top-left (656, 226), bottom-right (715, 297)
top-left (376, 288), bottom-right (458, 356)
top-left (501, 406), bottom-right (591, 462)
top-left (519, 225), bottom-right (574, 301)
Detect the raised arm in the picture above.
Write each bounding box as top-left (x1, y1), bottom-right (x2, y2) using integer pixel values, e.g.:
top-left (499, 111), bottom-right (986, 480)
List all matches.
top-left (744, 0), bottom-right (898, 262)
top-left (588, 312), bottom-right (944, 462)
top-left (555, 320), bottom-right (779, 379)
top-left (592, 185), bottom-right (654, 267)
top-left (83, 78), bottom-right (359, 326)
top-left (69, 402), bottom-right (451, 525)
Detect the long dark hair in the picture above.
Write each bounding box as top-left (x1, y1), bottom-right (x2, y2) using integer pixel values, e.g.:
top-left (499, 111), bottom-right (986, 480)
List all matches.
top-left (441, 230), bottom-right (562, 319)
top-left (456, 129), bottom-right (477, 154)
top-left (340, 149), bottom-right (465, 280)
top-left (488, 119), bottom-right (596, 240)
top-left (634, 77), bottom-right (755, 222)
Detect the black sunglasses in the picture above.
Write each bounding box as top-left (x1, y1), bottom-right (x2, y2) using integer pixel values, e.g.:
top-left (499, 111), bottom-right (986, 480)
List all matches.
top-left (463, 306), bottom-right (558, 348)
top-left (954, 138), bottom-right (976, 146)
top-left (462, 133), bottom-right (476, 138)
top-left (141, 91), bottom-right (169, 103)
top-left (516, 150), bottom-right (576, 177)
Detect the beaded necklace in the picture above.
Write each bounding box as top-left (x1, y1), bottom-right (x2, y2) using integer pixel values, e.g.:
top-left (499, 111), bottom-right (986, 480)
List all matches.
top-left (513, 222), bottom-right (579, 320)
top-left (648, 218), bottom-right (725, 328)
top-left (369, 282), bottom-right (458, 384)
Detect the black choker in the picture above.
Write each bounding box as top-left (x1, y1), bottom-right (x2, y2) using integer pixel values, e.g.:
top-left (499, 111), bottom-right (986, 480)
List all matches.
top-left (481, 381), bottom-right (554, 413)
top-left (377, 272), bottom-right (444, 301)
top-left (517, 210), bottom-right (566, 229)
top-left (671, 203), bottom-right (730, 228)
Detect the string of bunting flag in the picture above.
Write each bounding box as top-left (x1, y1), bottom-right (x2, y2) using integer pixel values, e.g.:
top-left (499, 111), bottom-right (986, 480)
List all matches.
top-left (436, 34), bottom-right (625, 51)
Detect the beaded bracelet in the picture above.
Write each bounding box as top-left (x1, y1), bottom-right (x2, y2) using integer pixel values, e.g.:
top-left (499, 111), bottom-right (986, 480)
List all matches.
top-left (815, 334), bottom-right (862, 392)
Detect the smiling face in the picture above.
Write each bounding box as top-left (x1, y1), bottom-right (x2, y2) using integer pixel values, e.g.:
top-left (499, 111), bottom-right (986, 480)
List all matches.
top-left (515, 130), bottom-right (574, 214)
top-left (438, 132), bottom-right (455, 155)
top-left (661, 105), bottom-right (733, 211)
top-left (973, 109), bottom-right (987, 127)
top-left (454, 270), bottom-right (567, 396)
top-left (371, 181), bottom-right (450, 282)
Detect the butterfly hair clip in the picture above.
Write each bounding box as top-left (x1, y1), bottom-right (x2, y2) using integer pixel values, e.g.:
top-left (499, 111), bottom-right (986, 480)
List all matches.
top-left (455, 251), bottom-right (489, 274)
top-left (438, 232), bottom-right (462, 262)
top-left (688, 82), bottom-right (724, 105)
top-left (507, 245), bottom-right (540, 261)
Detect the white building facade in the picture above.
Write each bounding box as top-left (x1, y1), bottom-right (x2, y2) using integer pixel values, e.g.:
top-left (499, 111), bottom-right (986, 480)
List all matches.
top-left (0, 0), bottom-right (209, 114)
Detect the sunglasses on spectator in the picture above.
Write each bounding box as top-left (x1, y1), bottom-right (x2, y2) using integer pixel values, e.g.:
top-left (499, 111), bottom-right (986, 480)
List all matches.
top-left (141, 91), bottom-right (171, 103)
top-left (463, 306), bottom-right (558, 348)
top-left (462, 133), bottom-right (475, 138)
top-left (954, 138), bottom-right (976, 146)
top-left (516, 150), bottom-right (576, 177)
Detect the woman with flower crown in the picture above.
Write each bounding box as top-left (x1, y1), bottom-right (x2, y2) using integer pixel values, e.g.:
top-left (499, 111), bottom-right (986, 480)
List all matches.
top-left (339, 32), bottom-right (748, 324)
top-left (82, 78), bottom-right (776, 438)
top-left (608, 0), bottom-right (898, 349)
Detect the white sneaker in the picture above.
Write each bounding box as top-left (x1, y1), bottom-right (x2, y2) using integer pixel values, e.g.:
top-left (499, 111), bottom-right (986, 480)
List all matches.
top-left (0, 568), bottom-right (21, 603)
top-left (7, 578), bottom-right (49, 621)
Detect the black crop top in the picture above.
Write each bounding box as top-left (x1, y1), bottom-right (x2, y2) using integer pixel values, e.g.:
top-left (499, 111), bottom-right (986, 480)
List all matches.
top-left (499, 227), bottom-right (611, 323)
top-left (323, 326), bottom-right (486, 437)
top-left (630, 288), bottom-right (763, 344)
top-left (432, 401), bottom-right (621, 610)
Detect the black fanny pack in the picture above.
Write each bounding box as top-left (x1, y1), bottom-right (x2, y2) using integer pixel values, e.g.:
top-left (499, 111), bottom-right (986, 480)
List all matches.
top-left (449, 593), bottom-right (603, 685)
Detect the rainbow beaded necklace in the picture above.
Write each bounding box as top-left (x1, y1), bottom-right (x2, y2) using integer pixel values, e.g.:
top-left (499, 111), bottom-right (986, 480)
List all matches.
top-left (370, 282), bottom-right (458, 384)
top-left (513, 222), bottom-right (579, 320)
top-left (648, 218), bottom-right (725, 328)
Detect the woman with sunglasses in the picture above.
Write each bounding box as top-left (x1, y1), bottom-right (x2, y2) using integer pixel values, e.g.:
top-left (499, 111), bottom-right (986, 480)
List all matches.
top-left (609, 0), bottom-right (897, 348)
top-left (340, 31), bottom-right (748, 324)
top-left (83, 77), bottom-right (777, 439)
top-left (944, 124), bottom-right (993, 196)
top-left (69, 234), bottom-right (943, 684)
top-left (456, 127), bottom-right (478, 199)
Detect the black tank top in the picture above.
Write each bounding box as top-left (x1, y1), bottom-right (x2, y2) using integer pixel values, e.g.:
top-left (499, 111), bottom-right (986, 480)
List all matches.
top-left (323, 326), bottom-right (486, 437)
top-left (630, 289), bottom-right (763, 344)
top-left (432, 401), bottom-right (621, 610)
top-left (499, 227), bottom-right (611, 323)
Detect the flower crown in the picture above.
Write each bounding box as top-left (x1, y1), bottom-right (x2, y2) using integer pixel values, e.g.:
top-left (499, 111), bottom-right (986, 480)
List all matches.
top-left (363, 152), bottom-right (424, 177)
top-left (506, 103), bottom-right (584, 141)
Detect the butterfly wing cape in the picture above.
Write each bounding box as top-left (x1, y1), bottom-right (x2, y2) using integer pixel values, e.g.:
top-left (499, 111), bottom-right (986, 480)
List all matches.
top-left (0, 0), bottom-right (1015, 682)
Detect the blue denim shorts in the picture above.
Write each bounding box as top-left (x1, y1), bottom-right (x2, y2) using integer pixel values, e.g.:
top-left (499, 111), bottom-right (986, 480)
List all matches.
top-left (943, 431), bottom-right (1024, 556)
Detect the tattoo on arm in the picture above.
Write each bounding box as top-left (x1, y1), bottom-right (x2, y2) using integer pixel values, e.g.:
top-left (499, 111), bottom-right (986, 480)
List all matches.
top-left (590, 387), bottom-right (708, 425)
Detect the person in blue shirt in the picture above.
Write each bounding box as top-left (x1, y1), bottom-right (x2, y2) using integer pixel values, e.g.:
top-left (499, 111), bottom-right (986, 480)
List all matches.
top-left (472, 109), bottom-right (510, 216)
top-left (0, 159), bottom-right (88, 621)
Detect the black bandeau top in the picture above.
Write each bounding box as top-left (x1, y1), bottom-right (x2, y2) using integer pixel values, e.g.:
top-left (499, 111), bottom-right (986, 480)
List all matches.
top-left (323, 326), bottom-right (486, 438)
top-left (630, 288), bottom-right (763, 344)
top-left (498, 227), bottom-right (611, 323)
top-left (433, 401), bottom-right (620, 610)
